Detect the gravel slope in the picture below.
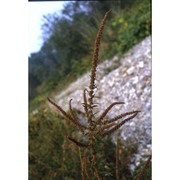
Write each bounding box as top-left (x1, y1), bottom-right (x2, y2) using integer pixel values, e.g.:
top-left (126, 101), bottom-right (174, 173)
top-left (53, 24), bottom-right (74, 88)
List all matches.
top-left (54, 36), bottom-right (152, 170)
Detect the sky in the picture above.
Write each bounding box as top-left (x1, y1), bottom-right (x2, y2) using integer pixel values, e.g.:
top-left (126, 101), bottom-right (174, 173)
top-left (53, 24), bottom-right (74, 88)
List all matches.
top-left (28, 1), bottom-right (67, 56)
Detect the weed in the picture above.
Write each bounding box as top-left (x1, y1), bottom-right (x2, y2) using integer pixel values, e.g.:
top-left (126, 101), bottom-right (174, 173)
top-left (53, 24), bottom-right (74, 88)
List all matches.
top-left (48, 10), bottom-right (150, 179)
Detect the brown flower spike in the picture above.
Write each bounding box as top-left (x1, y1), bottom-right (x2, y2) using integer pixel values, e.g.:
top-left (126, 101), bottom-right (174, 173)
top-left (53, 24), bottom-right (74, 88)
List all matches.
top-left (48, 10), bottom-right (141, 179)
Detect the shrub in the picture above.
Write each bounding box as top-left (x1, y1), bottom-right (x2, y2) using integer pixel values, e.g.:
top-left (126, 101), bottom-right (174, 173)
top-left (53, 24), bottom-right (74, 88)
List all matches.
top-left (47, 10), bottom-right (151, 179)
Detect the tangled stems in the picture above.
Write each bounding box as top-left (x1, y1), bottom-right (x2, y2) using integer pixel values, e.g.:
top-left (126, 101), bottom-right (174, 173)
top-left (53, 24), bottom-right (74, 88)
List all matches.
top-left (47, 10), bottom-right (142, 179)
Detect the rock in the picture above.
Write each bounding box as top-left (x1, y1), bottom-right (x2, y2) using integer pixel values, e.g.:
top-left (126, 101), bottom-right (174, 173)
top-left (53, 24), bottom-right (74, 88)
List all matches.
top-left (138, 61), bottom-right (144, 68)
top-left (54, 36), bottom-right (152, 168)
top-left (127, 66), bottom-right (135, 75)
top-left (132, 76), bottom-right (139, 84)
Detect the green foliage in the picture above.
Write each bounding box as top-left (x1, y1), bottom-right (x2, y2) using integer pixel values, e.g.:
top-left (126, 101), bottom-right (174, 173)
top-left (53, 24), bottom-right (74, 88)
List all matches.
top-left (29, 0), bottom-right (151, 102)
top-left (29, 105), bottom-right (83, 179)
top-left (104, 0), bottom-right (151, 57)
top-left (29, 7), bottom-right (151, 179)
top-left (29, 98), bottom-right (151, 179)
top-left (46, 10), bottom-right (151, 179)
top-left (29, 107), bottom-right (150, 179)
top-left (133, 157), bottom-right (152, 179)
top-left (29, 107), bottom-right (115, 179)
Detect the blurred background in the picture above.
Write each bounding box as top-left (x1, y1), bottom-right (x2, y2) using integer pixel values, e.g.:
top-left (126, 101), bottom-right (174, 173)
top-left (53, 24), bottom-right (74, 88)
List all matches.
top-left (29, 0), bottom-right (151, 105)
top-left (29, 0), bottom-right (151, 179)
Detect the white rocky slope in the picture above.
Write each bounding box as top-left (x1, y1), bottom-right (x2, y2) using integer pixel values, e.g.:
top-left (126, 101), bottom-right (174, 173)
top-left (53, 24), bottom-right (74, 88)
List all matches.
top-left (54, 36), bottom-right (151, 170)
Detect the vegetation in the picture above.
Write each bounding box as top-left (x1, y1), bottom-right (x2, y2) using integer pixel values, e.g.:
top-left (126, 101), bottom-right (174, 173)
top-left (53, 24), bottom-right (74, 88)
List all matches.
top-left (29, 108), bottom-right (116, 179)
top-left (29, 9), bottom-right (151, 179)
top-left (29, 0), bottom-right (151, 106)
top-left (29, 0), bottom-right (151, 179)
top-left (29, 109), bottom-right (151, 179)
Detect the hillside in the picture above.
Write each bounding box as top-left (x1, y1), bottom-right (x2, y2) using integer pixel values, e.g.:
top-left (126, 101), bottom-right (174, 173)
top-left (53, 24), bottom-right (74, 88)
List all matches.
top-left (29, 0), bottom-right (151, 102)
top-left (50, 36), bottom-right (152, 170)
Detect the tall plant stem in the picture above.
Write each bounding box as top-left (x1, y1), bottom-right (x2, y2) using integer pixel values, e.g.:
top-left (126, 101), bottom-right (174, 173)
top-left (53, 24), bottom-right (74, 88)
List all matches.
top-left (88, 9), bottom-right (111, 126)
